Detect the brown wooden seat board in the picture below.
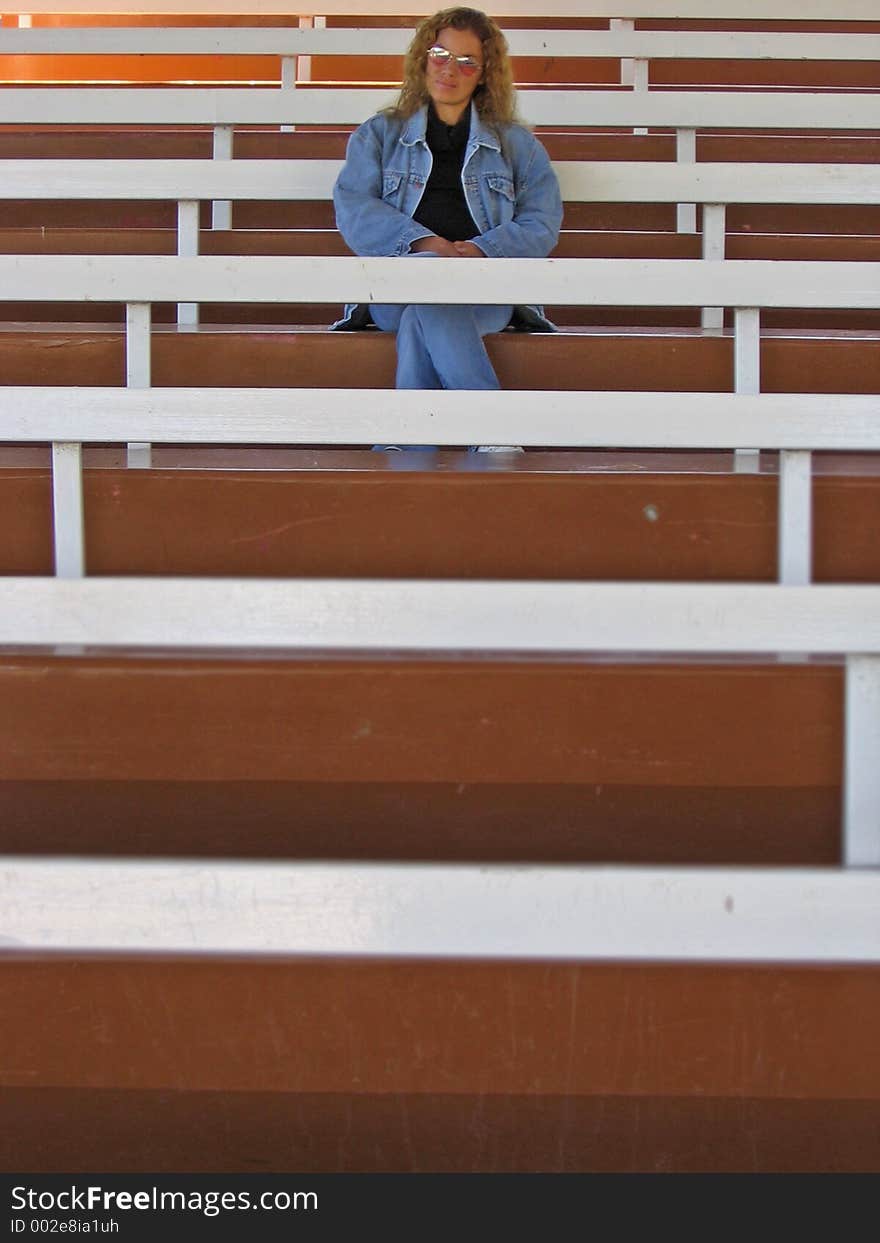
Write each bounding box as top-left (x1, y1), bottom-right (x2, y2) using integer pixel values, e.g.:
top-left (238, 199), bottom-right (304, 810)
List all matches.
top-left (6, 1084), bottom-right (879, 1172)
top-left (1, 132), bottom-right (876, 163)
top-left (1, 327), bottom-right (878, 391)
top-left (4, 55), bottom-right (878, 92)
top-left (5, 228), bottom-right (880, 263)
top-left (0, 656), bottom-right (842, 814)
top-left (1, 21), bottom-right (879, 1176)
top-left (2, 468), bottom-right (880, 582)
top-left (0, 779), bottom-right (840, 866)
top-left (2, 958), bottom-right (879, 1171)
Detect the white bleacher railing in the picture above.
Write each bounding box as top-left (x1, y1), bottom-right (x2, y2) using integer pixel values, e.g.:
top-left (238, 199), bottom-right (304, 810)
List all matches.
top-left (4, 1), bottom-right (880, 19)
top-left (3, 22), bottom-right (877, 146)
top-left (3, 86), bottom-right (877, 234)
top-left (4, 86), bottom-right (879, 131)
top-left (1, 578), bottom-right (879, 873)
top-left (3, 157), bottom-right (876, 328)
top-left (8, 386), bottom-right (880, 589)
top-left (3, 24), bottom-right (880, 87)
top-left (2, 252), bottom-right (879, 585)
top-left (3, 26), bottom-right (880, 59)
top-left (2, 853), bottom-right (880, 961)
top-left (4, 158), bottom-right (876, 222)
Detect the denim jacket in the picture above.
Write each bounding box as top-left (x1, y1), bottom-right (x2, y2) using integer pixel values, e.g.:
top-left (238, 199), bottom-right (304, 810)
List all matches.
top-left (331, 102), bottom-right (563, 331)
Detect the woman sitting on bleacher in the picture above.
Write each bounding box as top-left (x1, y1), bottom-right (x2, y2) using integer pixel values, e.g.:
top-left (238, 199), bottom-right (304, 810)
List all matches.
top-left (332, 6), bottom-right (562, 452)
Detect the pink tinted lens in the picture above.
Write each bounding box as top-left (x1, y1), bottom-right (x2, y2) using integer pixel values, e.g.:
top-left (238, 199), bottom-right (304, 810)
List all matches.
top-left (427, 45), bottom-right (481, 75)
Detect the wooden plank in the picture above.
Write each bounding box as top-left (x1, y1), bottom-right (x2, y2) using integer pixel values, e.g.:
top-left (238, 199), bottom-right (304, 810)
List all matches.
top-left (0, 655), bottom-right (842, 788)
top-left (9, 1), bottom-right (880, 19)
top-left (4, 956), bottom-right (880, 1172)
top-left (0, 778), bottom-right (842, 867)
top-left (0, 577), bottom-right (878, 653)
top-left (2, 87), bottom-right (880, 129)
top-left (5, 467), bottom-right (880, 582)
top-left (4, 387), bottom-right (880, 449)
top-left (3, 857), bottom-right (879, 962)
top-left (1, 130), bottom-right (873, 164)
top-left (4, 465), bottom-right (880, 582)
top-left (3, 27), bottom-right (880, 59)
top-left (0, 255), bottom-right (878, 308)
top-left (2, 326), bottom-right (877, 393)
top-left (2, 325), bottom-right (877, 394)
top-left (2, 159), bottom-right (878, 205)
top-left (3, 325), bottom-right (875, 392)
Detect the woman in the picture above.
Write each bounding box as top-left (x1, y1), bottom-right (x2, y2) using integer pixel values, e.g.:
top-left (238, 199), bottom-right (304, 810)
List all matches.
top-left (332, 7), bottom-right (563, 452)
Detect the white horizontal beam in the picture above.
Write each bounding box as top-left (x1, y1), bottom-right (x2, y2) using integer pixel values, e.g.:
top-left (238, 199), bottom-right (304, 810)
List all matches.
top-left (5, 388), bottom-right (880, 451)
top-left (2, 27), bottom-right (880, 60)
top-left (0, 86), bottom-right (394, 127)
top-left (0, 158), bottom-right (345, 202)
top-left (0, 255), bottom-right (878, 309)
top-left (8, 1), bottom-right (880, 20)
top-left (554, 161), bottom-right (880, 206)
top-left (0, 578), bottom-right (878, 654)
top-left (2, 87), bottom-right (879, 130)
top-left (2, 159), bottom-right (877, 206)
top-left (0, 26), bottom-right (409, 55)
top-left (2, 858), bottom-right (879, 963)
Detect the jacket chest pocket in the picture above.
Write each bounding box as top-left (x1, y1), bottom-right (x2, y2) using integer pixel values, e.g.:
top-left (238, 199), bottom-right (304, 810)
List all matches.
top-left (486, 174), bottom-right (515, 203)
top-left (382, 172), bottom-right (404, 201)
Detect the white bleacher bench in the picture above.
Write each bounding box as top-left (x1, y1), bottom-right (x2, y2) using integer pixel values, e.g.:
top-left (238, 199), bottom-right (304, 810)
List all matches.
top-left (2, 854), bottom-right (880, 962)
top-left (1, 251), bottom-right (878, 582)
top-left (3, 24), bottom-right (880, 68)
top-left (2, 25), bottom-right (875, 144)
top-left (9, 386), bottom-right (880, 591)
top-left (0, 577), bottom-right (878, 873)
top-left (6, 158), bottom-right (878, 209)
top-left (3, 156), bottom-right (877, 264)
top-left (4, 86), bottom-right (879, 131)
top-left (3, 85), bottom-right (877, 234)
top-left (6, 1), bottom-right (880, 19)
top-left (4, 154), bottom-right (876, 333)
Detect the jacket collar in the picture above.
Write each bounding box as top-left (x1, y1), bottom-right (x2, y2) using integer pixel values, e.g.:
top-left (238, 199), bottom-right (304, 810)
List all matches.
top-left (400, 102), bottom-right (501, 152)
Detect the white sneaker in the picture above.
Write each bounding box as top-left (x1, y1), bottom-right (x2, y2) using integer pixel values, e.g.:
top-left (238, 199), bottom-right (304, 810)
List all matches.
top-left (474, 445), bottom-right (524, 454)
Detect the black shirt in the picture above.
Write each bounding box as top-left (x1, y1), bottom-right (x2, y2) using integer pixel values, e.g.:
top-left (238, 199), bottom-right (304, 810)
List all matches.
top-left (412, 104), bottom-right (479, 242)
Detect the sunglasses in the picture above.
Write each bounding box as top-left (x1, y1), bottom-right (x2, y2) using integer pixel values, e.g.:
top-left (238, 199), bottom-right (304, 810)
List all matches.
top-left (426, 44), bottom-right (483, 76)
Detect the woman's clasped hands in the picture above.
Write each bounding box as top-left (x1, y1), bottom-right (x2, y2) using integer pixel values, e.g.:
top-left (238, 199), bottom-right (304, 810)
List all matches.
top-left (410, 236), bottom-right (485, 258)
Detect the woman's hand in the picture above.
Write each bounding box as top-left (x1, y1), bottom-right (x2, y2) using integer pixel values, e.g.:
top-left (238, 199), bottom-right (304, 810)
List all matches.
top-left (452, 241), bottom-right (484, 258)
top-left (410, 235), bottom-right (460, 257)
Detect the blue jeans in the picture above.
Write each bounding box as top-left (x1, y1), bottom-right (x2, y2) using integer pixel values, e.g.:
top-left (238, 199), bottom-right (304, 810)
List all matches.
top-left (371, 300), bottom-right (513, 389)
top-left (370, 254), bottom-right (513, 389)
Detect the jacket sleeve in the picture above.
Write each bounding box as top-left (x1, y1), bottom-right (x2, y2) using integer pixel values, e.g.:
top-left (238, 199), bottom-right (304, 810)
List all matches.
top-left (333, 117), bottom-right (434, 258)
top-left (471, 131), bottom-right (562, 260)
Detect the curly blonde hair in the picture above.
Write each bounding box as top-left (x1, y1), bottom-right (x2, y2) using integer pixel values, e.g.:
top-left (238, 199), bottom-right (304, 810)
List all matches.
top-left (388, 7), bottom-right (517, 126)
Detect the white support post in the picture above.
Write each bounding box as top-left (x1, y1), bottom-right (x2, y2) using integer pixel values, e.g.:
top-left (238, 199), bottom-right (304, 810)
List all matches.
top-left (733, 306), bottom-right (761, 474)
top-left (701, 204), bottom-right (726, 261)
top-left (777, 450), bottom-right (812, 586)
top-left (844, 655), bottom-right (880, 868)
top-left (675, 127), bottom-right (697, 234)
top-left (280, 54), bottom-right (296, 133)
top-left (51, 441), bottom-right (85, 579)
top-left (297, 15), bottom-right (313, 84)
top-left (211, 124), bottom-right (233, 231)
top-left (631, 56), bottom-right (648, 135)
top-left (701, 203), bottom-right (726, 331)
top-left (281, 54), bottom-right (297, 88)
top-left (125, 302), bottom-right (151, 469)
top-left (176, 199), bottom-right (199, 328)
top-left (631, 58), bottom-right (649, 91)
top-left (610, 17), bottom-right (634, 84)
